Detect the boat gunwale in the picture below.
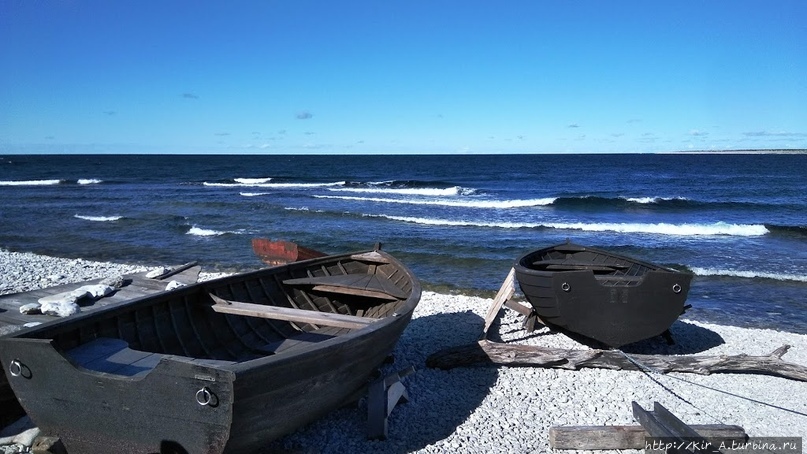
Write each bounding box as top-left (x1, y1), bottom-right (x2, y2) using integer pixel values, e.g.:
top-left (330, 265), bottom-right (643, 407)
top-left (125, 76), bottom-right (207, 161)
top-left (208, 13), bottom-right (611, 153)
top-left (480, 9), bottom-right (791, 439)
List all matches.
top-left (514, 242), bottom-right (688, 277)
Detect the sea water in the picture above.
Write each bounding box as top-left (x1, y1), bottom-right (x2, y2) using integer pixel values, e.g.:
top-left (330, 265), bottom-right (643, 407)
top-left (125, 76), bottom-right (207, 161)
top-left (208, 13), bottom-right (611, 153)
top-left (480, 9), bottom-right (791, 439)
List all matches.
top-left (1, 153), bottom-right (805, 333)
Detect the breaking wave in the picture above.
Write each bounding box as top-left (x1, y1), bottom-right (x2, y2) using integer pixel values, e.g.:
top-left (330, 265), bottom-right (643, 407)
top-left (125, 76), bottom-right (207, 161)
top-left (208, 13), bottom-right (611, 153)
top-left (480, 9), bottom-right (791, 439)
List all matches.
top-left (186, 226), bottom-right (246, 236)
top-left (691, 267), bottom-right (807, 283)
top-left (370, 216), bottom-right (769, 236)
top-left (314, 195), bottom-right (554, 208)
top-left (0, 179), bottom-right (62, 186)
top-left (204, 180), bottom-right (345, 188)
top-left (74, 214), bottom-right (123, 222)
top-left (329, 185), bottom-right (472, 197)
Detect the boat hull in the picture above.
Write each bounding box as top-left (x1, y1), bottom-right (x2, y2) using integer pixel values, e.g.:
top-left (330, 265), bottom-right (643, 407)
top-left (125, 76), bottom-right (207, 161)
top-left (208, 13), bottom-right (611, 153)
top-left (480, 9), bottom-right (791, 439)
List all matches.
top-left (0, 249), bottom-right (420, 453)
top-left (514, 243), bottom-right (691, 347)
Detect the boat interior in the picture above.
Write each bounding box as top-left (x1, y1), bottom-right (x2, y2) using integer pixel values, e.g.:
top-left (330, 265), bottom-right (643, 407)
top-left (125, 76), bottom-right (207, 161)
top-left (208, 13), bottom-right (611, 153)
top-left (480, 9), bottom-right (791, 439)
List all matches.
top-left (20, 253), bottom-right (414, 377)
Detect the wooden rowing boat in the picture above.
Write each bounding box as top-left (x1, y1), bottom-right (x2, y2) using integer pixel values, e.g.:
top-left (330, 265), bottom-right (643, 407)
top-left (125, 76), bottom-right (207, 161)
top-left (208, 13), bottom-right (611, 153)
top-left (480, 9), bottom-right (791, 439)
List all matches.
top-left (514, 242), bottom-right (692, 347)
top-left (0, 247), bottom-right (420, 453)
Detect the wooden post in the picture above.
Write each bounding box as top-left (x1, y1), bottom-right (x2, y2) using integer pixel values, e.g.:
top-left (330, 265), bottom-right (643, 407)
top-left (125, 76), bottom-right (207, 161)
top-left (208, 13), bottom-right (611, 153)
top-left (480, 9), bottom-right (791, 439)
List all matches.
top-left (366, 366), bottom-right (414, 440)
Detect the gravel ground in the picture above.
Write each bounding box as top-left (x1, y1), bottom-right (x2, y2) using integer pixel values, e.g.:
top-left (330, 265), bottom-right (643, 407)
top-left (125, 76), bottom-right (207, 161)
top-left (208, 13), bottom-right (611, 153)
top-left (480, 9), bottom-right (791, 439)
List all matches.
top-left (1, 250), bottom-right (805, 453)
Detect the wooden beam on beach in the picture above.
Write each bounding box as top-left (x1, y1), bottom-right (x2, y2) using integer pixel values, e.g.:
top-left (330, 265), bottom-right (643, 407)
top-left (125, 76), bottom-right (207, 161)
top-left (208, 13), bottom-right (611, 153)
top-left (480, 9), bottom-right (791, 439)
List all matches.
top-left (425, 340), bottom-right (807, 382)
top-left (549, 423), bottom-right (747, 450)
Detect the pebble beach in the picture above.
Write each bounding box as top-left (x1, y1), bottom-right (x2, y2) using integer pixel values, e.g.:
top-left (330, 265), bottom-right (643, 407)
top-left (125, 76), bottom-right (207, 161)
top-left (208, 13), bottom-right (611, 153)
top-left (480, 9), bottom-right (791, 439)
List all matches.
top-left (1, 249), bottom-right (805, 453)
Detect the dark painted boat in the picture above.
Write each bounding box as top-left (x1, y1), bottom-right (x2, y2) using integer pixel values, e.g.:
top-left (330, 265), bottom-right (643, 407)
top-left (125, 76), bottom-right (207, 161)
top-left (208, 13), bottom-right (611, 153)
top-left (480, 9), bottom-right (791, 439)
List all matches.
top-left (0, 248), bottom-right (420, 453)
top-left (514, 242), bottom-right (692, 347)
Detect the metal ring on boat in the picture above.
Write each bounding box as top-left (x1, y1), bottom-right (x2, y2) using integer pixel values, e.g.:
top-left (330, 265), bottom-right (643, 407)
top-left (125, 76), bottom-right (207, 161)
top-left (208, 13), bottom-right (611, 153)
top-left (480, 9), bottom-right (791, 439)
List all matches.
top-left (9, 360), bottom-right (23, 377)
top-left (561, 282), bottom-right (571, 292)
top-left (196, 387), bottom-right (213, 406)
top-left (672, 283), bottom-right (682, 294)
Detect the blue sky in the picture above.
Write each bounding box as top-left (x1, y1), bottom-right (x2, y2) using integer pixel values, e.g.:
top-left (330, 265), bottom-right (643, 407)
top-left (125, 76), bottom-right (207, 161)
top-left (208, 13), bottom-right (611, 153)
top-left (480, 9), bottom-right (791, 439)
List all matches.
top-left (1, 1), bottom-right (805, 154)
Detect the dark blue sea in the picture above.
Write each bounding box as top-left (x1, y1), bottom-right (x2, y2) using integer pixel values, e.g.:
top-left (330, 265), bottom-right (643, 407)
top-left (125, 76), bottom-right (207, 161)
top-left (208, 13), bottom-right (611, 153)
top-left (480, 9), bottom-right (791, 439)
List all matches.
top-left (1, 153), bottom-right (806, 333)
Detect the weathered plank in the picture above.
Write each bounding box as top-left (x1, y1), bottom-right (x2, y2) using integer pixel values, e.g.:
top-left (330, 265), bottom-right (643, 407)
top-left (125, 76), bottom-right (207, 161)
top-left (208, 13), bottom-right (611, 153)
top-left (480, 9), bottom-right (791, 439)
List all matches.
top-left (209, 294), bottom-right (376, 330)
top-left (283, 274), bottom-right (406, 300)
top-left (632, 402), bottom-right (722, 454)
top-left (533, 260), bottom-right (629, 270)
top-left (549, 424), bottom-right (747, 449)
top-left (482, 268), bottom-right (516, 338)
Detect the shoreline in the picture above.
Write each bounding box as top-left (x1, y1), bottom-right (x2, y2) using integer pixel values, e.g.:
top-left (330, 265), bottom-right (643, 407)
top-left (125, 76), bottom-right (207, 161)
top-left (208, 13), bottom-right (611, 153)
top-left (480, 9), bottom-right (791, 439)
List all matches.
top-left (1, 250), bottom-right (805, 452)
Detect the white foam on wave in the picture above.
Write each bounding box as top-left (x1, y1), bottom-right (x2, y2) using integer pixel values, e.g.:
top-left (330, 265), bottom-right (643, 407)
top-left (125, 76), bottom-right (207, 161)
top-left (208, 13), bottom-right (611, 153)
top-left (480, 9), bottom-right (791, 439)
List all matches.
top-left (624, 196), bottom-right (687, 204)
top-left (691, 267), bottom-right (807, 283)
top-left (234, 177), bottom-right (272, 184)
top-left (369, 215), bottom-right (536, 228)
top-left (315, 195), bottom-right (556, 208)
top-left (240, 192), bottom-right (271, 197)
top-left (544, 221), bottom-right (769, 236)
top-left (186, 226), bottom-right (245, 236)
top-left (205, 181), bottom-right (345, 189)
top-left (284, 206), bottom-right (326, 213)
top-left (0, 179), bottom-right (62, 186)
top-left (74, 214), bottom-right (123, 222)
top-left (329, 186), bottom-right (471, 197)
top-left (372, 216), bottom-right (769, 236)
top-left (78, 179), bottom-right (103, 185)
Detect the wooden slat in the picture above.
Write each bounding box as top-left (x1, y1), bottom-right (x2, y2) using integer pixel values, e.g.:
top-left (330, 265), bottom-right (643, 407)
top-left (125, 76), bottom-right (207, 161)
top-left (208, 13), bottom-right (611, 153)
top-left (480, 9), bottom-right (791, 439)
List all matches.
top-left (283, 274), bottom-right (407, 300)
top-left (549, 424), bottom-right (747, 450)
top-left (533, 260), bottom-right (629, 269)
top-left (209, 294), bottom-right (376, 330)
top-left (482, 268), bottom-right (516, 337)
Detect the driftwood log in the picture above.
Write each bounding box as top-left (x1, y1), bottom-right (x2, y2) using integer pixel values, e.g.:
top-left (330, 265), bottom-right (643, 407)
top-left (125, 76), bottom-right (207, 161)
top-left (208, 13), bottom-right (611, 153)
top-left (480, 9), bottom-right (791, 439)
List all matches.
top-left (426, 340), bottom-right (807, 382)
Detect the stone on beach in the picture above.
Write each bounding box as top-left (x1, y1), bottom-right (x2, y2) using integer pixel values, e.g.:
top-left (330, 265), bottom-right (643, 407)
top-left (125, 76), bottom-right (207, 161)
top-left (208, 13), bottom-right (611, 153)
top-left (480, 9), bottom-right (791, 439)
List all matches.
top-left (0, 417), bottom-right (37, 449)
top-left (39, 300), bottom-right (80, 317)
top-left (100, 274), bottom-right (126, 289)
top-left (145, 267), bottom-right (170, 279)
top-left (18, 303), bottom-right (41, 315)
top-left (165, 280), bottom-right (185, 291)
top-left (37, 284), bottom-right (114, 308)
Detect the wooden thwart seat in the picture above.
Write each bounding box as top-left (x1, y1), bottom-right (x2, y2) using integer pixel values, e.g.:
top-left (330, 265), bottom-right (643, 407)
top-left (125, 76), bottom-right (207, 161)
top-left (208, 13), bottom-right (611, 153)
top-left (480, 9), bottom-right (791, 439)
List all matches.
top-left (282, 274), bottom-right (407, 301)
top-left (209, 294), bottom-right (377, 330)
top-left (532, 260), bottom-right (629, 271)
top-left (65, 337), bottom-right (235, 377)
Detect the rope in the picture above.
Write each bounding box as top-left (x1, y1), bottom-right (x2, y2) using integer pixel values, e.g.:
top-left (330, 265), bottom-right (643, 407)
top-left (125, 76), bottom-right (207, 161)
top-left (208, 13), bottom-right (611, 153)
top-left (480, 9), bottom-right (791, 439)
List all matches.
top-left (618, 350), bottom-right (807, 419)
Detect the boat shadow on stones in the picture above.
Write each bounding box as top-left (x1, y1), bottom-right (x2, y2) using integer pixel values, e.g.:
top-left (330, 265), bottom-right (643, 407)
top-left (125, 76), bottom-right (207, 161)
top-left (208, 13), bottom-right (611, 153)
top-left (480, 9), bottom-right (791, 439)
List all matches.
top-left (494, 317), bottom-right (725, 355)
top-left (261, 310), bottom-right (498, 454)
